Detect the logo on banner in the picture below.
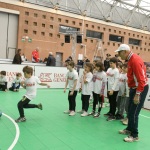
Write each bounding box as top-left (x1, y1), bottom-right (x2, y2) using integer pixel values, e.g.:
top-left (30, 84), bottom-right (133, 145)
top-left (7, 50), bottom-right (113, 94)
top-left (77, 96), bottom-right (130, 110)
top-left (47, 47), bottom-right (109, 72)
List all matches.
top-left (39, 73), bottom-right (52, 82)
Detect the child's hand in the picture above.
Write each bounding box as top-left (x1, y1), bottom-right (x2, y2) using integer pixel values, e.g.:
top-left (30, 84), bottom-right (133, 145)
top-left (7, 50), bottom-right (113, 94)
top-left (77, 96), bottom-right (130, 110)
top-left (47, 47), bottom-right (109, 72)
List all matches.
top-left (47, 84), bottom-right (50, 88)
top-left (109, 90), bottom-right (113, 95)
top-left (69, 91), bottom-right (74, 95)
top-left (14, 89), bottom-right (16, 92)
top-left (64, 89), bottom-right (66, 93)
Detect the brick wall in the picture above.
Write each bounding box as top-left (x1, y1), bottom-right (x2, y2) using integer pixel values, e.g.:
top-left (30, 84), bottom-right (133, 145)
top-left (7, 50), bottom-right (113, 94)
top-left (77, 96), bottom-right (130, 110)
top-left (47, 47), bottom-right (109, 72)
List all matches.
top-left (0, 2), bottom-right (150, 63)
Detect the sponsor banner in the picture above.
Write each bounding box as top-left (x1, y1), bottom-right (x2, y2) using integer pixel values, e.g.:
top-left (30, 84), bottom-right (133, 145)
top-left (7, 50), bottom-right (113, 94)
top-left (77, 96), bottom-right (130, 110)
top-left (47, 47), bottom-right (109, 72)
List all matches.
top-left (34, 66), bottom-right (67, 88)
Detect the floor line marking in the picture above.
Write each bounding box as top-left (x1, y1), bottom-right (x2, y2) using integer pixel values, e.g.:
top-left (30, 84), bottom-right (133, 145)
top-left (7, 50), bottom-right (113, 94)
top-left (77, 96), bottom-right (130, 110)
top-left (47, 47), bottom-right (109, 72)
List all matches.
top-left (140, 114), bottom-right (150, 119)
top-left (3, 113), bottom-right (20, 150)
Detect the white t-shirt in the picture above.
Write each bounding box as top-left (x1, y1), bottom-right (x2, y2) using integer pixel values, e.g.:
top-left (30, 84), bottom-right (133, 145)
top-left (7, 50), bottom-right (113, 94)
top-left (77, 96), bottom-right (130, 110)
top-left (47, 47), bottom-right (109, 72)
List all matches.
top-left (107, 68), bottom-right (119, 91)
top-left (66, 69), bottom-right (79, 91)
top-left (81, 72), bottom-right (93, 95)
top-left (24, 76), bottom-right (41, 100)
top-left (0, 76), bottom-right (8, 85)
top-left (12, 78), bottom-right (22, 87)
top-left (118, 73), bottom-right (129, 97)
top-left (93, 71), bottom-right (107, 94)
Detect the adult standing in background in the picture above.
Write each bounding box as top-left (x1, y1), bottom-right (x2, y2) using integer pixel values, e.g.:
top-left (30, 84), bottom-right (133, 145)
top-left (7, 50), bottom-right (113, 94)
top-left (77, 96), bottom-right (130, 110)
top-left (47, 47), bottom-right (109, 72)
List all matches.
top-left (12, 49), bottom-right (22, 64)
top-left (46, 52), bottom-right (56, 66)
top-left (115, 44), bottom-right (149, 142)
top-left (32, 47), bottom-right (40, 63)
top-left (80, 55), bottom-right (90, 68)
top-left (104, 53), bottom-right (111, 72)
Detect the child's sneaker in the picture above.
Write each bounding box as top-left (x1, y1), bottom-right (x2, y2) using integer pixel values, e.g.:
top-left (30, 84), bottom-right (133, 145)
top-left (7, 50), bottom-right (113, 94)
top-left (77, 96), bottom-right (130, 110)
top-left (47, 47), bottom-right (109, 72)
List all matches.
top-left (107, 116), bottom-right (115, 121)
top-left (88, 111), bottom-right (95, 116)
top-left (119, 129), bottom-right (131, 135)
top-left (77, 110), bottom-right (84, 113)
top-left (64, 110), bottom-right (70, 114)
top-left (93, 113), bottom-right (100, 118)
top-left (81, 111), bottom-right (88, 117)
top-left (104, 112), bottom-right (111, 117)
top-left (15, 117), bottom-right (26, 123)
top-left (37, 103), bottom-right (43, 110)
top-left (69, 111), bottom-right (75, 116)
top-left (124, 136), bottom-right (139, 142)
top-left (122, 118), bottom-right (128, 125)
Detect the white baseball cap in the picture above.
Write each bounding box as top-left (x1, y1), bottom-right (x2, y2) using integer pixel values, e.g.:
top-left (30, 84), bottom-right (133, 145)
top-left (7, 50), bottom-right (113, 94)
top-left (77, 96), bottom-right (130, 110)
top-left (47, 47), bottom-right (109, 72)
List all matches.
top-left (115, 44), bottom-right (130, 52)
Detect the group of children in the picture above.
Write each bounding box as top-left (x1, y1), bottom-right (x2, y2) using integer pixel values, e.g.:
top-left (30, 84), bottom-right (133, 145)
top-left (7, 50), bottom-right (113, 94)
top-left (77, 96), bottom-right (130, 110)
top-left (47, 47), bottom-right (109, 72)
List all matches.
top-left (64, 57), bottom-right (129, 125)
top-left (0, 71), bottom-right (22, 92)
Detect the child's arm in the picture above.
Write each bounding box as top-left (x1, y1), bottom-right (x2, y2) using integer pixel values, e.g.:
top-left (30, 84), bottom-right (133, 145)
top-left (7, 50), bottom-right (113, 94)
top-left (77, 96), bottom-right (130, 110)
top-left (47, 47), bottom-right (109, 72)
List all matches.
top-left (39, 82), bottom-right (50, 88)
top-left (64, 78), bottom-right (68, 93)
top-left (100, 82), bottom-right (106, 96)
top-left (21, 81), bottom-right (26, 89)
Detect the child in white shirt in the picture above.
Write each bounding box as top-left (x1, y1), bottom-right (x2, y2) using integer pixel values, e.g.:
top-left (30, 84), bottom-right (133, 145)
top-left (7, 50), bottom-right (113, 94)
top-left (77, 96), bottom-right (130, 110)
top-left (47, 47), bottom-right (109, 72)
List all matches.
top-left (89, 62), bottom-right (107, 118)
top-left (9, 73), bottom-right (22, 92)
top-left (105, 57), bottom-right (119, 121)
top-left (15, 66), bottom-right (50, 123)
top-left (0, 71), bottom-right (8, 92)
top-left (80, 62), bottom-right (93, 117)
top-left (64, 61), bottom-right (79, 116)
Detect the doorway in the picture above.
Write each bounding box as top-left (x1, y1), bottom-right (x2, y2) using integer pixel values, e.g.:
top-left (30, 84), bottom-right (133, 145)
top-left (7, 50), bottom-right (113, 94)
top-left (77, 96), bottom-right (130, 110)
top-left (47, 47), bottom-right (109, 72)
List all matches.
top-left (56, 52), bottom-right (63, 67)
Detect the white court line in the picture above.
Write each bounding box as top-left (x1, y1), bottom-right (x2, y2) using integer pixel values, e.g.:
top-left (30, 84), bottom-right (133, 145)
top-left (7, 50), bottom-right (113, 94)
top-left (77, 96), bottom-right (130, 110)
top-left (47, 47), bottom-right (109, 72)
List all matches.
top-left (2, 113), bottom-right (20, 150)
top-left (140, 114), bottom-right (150, 119)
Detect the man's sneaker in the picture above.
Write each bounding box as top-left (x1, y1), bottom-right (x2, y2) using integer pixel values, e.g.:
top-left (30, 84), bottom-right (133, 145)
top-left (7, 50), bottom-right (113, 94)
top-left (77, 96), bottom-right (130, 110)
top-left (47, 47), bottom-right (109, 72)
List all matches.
top-left (15, 117), bottom-right (26, 123)
top-left (107, 116), bottom-right (115, 121)
top-left (122, 118), bottom-right (128, 125)
top-left (93, 113), bottom-right (100, 118)
top-left (119, 129), bottom-right (131, 135)
top-left (116, 114), bottom-right (124, 120)
top-left (104, 112), bottom-right (111, 117)
top-left (124, 136), bottom-right (139, 142)
top-left (64, 110), bottom-right (70, 114)
top-left (37, 103), bottom-right (43, 110)
top-left (88, 111), bottom-right (95, 116)
top-left (81, 111), bottom-right (88, 117)
top-left (69, 111), bottom-right (75, 116)
top-left (77, 110), bottom-right (84, 113)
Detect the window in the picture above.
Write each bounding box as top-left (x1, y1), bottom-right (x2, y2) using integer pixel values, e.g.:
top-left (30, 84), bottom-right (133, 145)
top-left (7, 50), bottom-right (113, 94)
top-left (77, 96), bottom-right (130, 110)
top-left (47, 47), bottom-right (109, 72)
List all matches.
top-left (33, 31), bottom-right (37, 35)
top-left (129, 38), bottom-right (141, 46)
top-left (24, 29), bottom-right (28, 33)
top-left (50, 17), bottom-right (54, 21)
top-left (59, 25), bottom-right (79, 33)
top-left (34, 13), bottom-right (38, 17)
top-left (42, 15), bottom-right (46, 19)
top-left (65, 20), bottom-right (69, 23)
top-left (86, 30), bottom-right (102, 39)
top-left (42, 24), bottom-right (45, 27)
top-left (25, 12), bottom-right (29, 16)
top-left (25, 20), bottom-right (28, 25)
top-left (109, 34), bottom-right (123, 42)
top-left (50, 25), bottom-right (53, 29)
top-left (33, 22), bottom-right (37, 26)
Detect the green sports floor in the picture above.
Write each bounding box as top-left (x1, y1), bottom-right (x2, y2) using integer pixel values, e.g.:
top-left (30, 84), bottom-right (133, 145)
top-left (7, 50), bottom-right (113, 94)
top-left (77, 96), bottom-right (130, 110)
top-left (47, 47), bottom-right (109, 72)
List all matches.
top-left (0, 89), bottom-right (150, 150)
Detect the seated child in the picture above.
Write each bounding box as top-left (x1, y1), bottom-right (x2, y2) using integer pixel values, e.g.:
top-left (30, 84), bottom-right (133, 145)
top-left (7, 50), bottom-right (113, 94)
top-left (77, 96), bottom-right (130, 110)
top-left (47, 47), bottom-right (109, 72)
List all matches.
top-left (9, 73), bottom-right (22, 92)
top-left (0, 71), bottom-right (8, 92)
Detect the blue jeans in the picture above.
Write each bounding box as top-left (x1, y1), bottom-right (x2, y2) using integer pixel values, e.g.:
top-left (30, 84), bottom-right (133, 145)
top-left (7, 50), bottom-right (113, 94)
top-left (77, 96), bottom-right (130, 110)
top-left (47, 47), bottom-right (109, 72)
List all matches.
top-left (126, 85), bottom-right (149, 138)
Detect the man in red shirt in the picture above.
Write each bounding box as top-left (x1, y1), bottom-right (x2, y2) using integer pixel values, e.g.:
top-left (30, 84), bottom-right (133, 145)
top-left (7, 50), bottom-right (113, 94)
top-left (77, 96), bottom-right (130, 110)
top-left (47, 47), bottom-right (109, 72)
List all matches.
top-left (32, 47), bottom-right (40, 63)
top-left (115, 44), bottom-right (149, 142)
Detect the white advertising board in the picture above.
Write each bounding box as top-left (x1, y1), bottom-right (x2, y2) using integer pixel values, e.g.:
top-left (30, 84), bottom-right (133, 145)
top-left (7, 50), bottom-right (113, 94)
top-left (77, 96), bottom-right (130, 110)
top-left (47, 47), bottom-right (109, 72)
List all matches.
top-left (34, 66), bottom-right (68, 88)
